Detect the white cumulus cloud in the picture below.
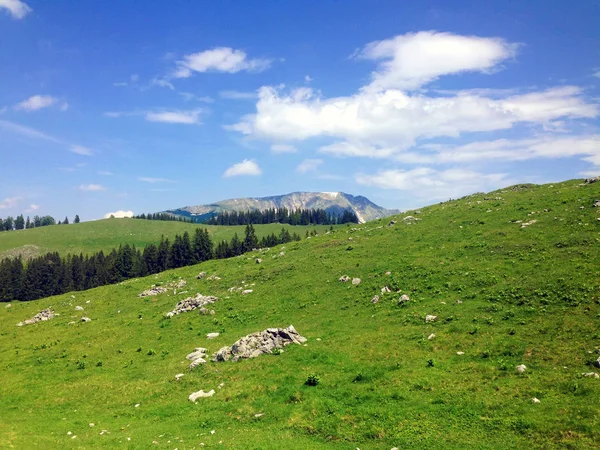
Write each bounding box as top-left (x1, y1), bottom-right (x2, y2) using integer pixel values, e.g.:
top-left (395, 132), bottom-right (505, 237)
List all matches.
top-left (104, 210), bottom-right (134, 219)
top-left (0, 0), bottom-right (31, 19)
top-left (223, 159), bottom-right (262, 177)
top-left (174, 47), bottom-right (272, 78)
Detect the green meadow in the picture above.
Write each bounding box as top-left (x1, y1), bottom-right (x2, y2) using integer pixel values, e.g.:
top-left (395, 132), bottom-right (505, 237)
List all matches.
top-left (0, 219), bottom-right (334, 259)
top-left (1, 179), bottom-right (599, 449)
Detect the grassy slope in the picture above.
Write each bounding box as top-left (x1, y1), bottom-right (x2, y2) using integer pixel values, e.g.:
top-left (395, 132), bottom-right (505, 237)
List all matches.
top-left (1, 179), bottom-right (599, 449)
top-left (0, 219), bottom-right (334, 258)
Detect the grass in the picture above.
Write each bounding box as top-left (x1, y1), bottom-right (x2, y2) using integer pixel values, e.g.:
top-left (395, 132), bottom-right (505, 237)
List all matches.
top-left (1, 178), bottom-right (599, 448)
top-left (0, 219), bottom-right (335, 258)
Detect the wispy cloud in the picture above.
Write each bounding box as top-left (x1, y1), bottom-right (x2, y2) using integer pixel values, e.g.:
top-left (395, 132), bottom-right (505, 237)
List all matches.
top-left (271, 144), bottom-right (297, 154)
top-left (79, 184), bottom-right (106, 192)
top-left (70, 145), bottom-right (94, 156)
top-left (174, 47), bottom-right (272, 78)
top-left (219, 90), bottom-right (258, 100)
top-left (137, 177), bottom-right (176, 183)
top-left (15, 95), bottom-right (68, 112)
top-left (24, 204), bottom-right (39, 213)
top-left (0, 196), bottom-right (22, 209)
top-left (0, 0), bottom-right (32, 19)
top-left (179, 92), bottom-right (214, 103)
top-left (296, 158), bottom-right (323, 173)
top-left (223, 159), bottom-right (262, 177)
top-left (145, 109), bottom-right (202, 124)
top-left (98, 170), bottom-right (113, 176)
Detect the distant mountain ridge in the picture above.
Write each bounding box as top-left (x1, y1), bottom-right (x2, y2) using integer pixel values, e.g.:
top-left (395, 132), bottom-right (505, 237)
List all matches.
top-left (166, 192), bottom-right (399, 224)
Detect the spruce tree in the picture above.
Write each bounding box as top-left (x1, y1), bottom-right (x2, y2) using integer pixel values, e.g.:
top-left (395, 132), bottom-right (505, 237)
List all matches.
top-left (74, 215), bottom-right (80, 224)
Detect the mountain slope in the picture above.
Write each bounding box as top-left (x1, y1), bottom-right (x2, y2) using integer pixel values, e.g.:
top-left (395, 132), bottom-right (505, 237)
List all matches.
top-left (1, 179), bottom-right (599, 448)
top-left (167, 191), bottom-right (399, 223)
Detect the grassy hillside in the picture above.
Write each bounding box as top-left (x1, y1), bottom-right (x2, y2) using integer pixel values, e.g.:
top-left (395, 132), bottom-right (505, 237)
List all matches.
top-left (0, 219), bottom-right (335, 259)
top-left (1, 179), bottom-right (599, 449)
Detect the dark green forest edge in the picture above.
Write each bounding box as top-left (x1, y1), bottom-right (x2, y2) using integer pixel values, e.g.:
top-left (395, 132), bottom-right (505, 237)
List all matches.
top-left (0, 225), bottom-right (302, 302)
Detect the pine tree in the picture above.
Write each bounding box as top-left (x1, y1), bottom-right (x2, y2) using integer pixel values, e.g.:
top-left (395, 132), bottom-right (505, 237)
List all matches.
top-left (243, 224), bottom-right (258, 252)
top-left (74, 215), bottom-right (80, 224)
top-left (64, 216), bottom-right (69, 225)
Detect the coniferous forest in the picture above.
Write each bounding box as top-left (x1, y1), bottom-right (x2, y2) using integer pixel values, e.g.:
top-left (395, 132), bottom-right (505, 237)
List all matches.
top-left (204, 207), bottom-right (359, 226)
top-left (0, 225), bottom-right (300, 302)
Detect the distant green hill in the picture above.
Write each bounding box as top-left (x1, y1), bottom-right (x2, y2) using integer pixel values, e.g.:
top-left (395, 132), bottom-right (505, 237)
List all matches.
top-left (0, 219), bottom-right (335, 259)
top-left (1, 179), bottom-right (599, 448)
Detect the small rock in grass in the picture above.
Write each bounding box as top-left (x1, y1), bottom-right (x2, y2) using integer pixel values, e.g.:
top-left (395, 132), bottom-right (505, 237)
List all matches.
top-left (425, 315), bottom-right (437, 323)
top-left (255, 258), bottom-right (262, 264)
top-left (516, 364), bottom-right (527, 374)
top-left (75, 305), bottom-right (84, 311)
top-left (89, 423), bottom-right (94, 427)
top-left (241, 289), bottom-right (253, 295)
top-left (81, 317), bottom-right (91, 322)
top-left (197, 272), bottom-right (206, 279)
top-left (594, 357), bottom-right (600, 369)
top-left (456, 299), bottom-right (463, 304)
top-left (582, 372), bottom-right (599, 378)
top-left (428, 333), bottom-right (436, 340)
top-left (352, 278), bottom-right (361, 285)
top-left (371, 295), bottom-right (380, 304)
top-left (385, 271), bottom-right (391, 275)
top-left (532, 398), bottom-right (541, 404)
top-left (399, 294), bottom-right (410, 305)
top-left (339, 275), bottom-right (350, 282)
top-left (189, 389), bottom-right (215, 402)
top-left (381, 286), bottom-right (391, 294)
top-left (456, 351), bottom-right (465, 355)
top-left (175, 373), bottom-right (185, 381)
top-left (206, 332), bottom-right (220, 339)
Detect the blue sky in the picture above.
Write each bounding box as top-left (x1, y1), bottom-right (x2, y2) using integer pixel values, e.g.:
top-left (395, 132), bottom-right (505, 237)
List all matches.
top-left (0, 0), bottom-right (599, 220)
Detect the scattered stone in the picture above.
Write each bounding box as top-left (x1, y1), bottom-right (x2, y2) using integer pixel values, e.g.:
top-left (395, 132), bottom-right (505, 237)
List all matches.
top-left (532, 397), bottom-right (541, 404)
top-left (81, 317), bottom-right (91, 322)
top-left (385, 271), bottom-right (391, 275)
top-left (197, 272), bottom-right (207, 279)
top-left (164, 293), bottom-right (219, 318)
top-left (520, 219), bottom-right (537, 228)
top-left (89, 423), bottom-right (95, 428)
top-left (189, 389), bottom-right (215, 402)
top-left (228, 286), bottom-right (242, 292)
top-left (516, 364), bottom-right (527, 374)
top-left (255, 258), bottom-right (262, 264)
top-left (403, 216), bottom-right (421, 222)
top-left (456, 351), bottom-right (465, 355)
top-left (339, 275), bottom-right (350, 282)
top-left (171, 279), bottom-right (187, 289)
top-left (279, 251), bottom-right (285, 256)
top-left (212, 325), bottom-right (307, 362)
top-left (371, 295), bottom-right (380, 304)
top-left (17, 308), bottom-right (54, 326)
top-left (582, 372), bottom-right (599, 378)
top-left (254, 413), bottom-right (264, 418)
top-left (388, 220), bottom-right (397, 226)
top-left (175, 373), bottom-right (185, 381)
top-left (75, 306), bottom-right (84, 311)
top-left (381, 286), bottom-right (391, 294)
top-left (207, 275), bottom-right (221, 281)
top-left (456, 299), bottom-right (463, 304)
top-left (352, 278), bottom-right (361, 285)
top-left (187, 348), bottom-right (208, 369)
top-left (206, 332), bottom-right (220, 339)
top-left (138, 286), bottom-right (167, 297)
top-left (585, 176), bottom-right (600, 184)
top-left (594, 357), bottom-right (600, 369)
top-left (398, 294), bottom-right (410, 305)
top-left (425, 315), bottom-right (438, 323)
top-left (241, 289), bottom-right (253, 295)
top-left (428, 333), bottom-right (436, 340)
top-left (5, 303), bottom-right (11, 308)
top-left (593, 200), bottom-right (600, 208)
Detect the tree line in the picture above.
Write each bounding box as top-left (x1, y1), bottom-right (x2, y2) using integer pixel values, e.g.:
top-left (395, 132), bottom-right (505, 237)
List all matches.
top-left (204, 207), bottom-right (359, 226)
top-left (0, 224), bottom-right (301, 302)
top-left (133, 212), bottom-right (193, 223)
top-left (0, 214), bottom-right (80, 232)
